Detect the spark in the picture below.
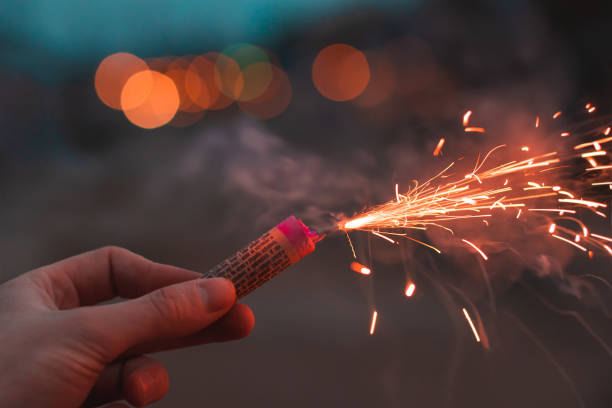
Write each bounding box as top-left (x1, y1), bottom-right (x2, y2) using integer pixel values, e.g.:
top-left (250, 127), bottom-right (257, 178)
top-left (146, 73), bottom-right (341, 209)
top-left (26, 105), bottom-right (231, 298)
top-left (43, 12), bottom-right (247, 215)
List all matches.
top-left (553, 111), bottom-right (562, 119)
top-left (582, 151), bottom-right (606, 157)
top-left (433, 138), bottom-right (445, 156)
top-left (463, 110), bottom-right (472, 126)
top-left (605, 127), bottom-right (611, 136)
top-left (345, 231), bottom-right (357, 258)
top-left (372, 231), bottom-right (396, 244)
top-left (528, 209), bottom-right (576, 214)
top-left (350, 262), bottom-right (371, 275)
top-left (404, 235), bottom-right (442, 254)
top-left (461, 239), bottom-right (488, 260)
top-left (574, 136), bottom-right (612, 150)
top-left (462, 308), bottom-right (481, 342)
top-left (535, 116), bottom-right (540, 128)
top-left (588, 106), bottom-right (597, 113)
top-left (369, 311), bottom-right (378, 335)
top-left (465, 127), bottom-right (485, 133)
top-left (337, 117), bottom-right (612, 269)
top-left (591, 233), bottom-right (612, 243)
top-left (405, 282), bottom-right (416, 297)
top-left (344, 216), bottom-right (376, 230)
top-left (586, 165), bottom-right (612, 171)
top-left (558, 199), bottom-right (607, 208)
top-left (587, 157), bottom-right (599, 167)
top-left (552, 234), bottom-right (587, 252)
top-left (561, 132), bottom-right (570, 137)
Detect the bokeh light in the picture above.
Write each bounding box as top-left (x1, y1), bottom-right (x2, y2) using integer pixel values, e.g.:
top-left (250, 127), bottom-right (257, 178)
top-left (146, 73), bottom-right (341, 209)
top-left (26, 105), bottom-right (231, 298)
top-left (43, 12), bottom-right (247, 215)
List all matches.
top-left (96, 46), bottom-right (292, 127)
top-left (312, 44), bottom-right (370, 102)
top-left (95, 52), bottom-right (148, 110)
top-left (185, 54), bottom-right (222, 110)
top-left (219, 43), bottom-right (273, 101)
top-left (353, 51), bottom-right (397, 108)
top-left (214, 53), bottom-right (245, 101)
top-left (120, 70), bottom-right (179, 129)
top-left (238, 65), bottom-right (292, 119)
top-left (165, 57), bottom-right (203, 113)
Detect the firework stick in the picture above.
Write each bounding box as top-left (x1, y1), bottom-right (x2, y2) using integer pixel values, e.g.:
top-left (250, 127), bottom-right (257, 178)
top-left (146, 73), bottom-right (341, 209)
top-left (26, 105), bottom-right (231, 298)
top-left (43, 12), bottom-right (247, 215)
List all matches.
top-left (201, 216), bottom-right (322, 298)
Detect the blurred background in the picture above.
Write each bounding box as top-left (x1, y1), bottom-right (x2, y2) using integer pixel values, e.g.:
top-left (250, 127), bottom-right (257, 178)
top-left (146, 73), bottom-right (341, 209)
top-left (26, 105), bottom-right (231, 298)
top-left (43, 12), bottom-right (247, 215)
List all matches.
top-left (1, 0), bottom-right (612, 407)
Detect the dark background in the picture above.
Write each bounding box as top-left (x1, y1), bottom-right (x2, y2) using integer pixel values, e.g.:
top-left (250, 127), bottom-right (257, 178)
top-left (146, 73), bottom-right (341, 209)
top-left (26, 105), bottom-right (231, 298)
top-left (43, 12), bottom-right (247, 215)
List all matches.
top-left (1, 1), bottom-right (612, 407)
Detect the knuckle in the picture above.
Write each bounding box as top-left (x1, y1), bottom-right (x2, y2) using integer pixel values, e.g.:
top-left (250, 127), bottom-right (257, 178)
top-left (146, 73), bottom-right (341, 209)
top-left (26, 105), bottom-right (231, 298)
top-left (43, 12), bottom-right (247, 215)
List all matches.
top-left (149, 285), bottom-right (200, 323)
top-left (97, 245), bottom-right (125, 258)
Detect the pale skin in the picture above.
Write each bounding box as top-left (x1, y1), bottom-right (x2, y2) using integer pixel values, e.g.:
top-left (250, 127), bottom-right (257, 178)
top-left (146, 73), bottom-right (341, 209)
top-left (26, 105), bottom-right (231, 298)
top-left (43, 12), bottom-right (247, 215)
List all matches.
top-left (0, 246), bottom-right (255, 407)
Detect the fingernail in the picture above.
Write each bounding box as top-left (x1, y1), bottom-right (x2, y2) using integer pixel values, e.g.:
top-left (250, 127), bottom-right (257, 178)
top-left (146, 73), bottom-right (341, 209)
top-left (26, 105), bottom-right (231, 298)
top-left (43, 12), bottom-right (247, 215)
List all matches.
top-left (138, 371), bottom-right (161, 405)
top-left (197, 278), bottom-right (235, 312)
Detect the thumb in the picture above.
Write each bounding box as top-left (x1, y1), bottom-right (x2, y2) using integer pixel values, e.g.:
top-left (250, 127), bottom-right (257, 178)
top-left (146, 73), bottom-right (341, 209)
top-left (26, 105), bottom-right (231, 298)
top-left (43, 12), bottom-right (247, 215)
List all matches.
top-left (82, 278), bottom-right (236, 358)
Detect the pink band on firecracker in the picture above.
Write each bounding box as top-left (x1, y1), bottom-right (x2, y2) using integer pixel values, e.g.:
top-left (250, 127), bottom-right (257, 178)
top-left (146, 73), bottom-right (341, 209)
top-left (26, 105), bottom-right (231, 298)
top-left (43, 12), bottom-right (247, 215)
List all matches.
top-left (276, 216), bottom-right (317, 259)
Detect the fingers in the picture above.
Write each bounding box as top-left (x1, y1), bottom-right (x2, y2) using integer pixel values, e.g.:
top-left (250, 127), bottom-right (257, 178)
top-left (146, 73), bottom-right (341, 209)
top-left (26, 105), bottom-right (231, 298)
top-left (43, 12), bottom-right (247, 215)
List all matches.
top-left (122, 356), bottom-right (169, 407)
top-left (28, 246), bottom-right (201, 309)
top-left (84, 356), bottom-right (169, 408)
top-left (81, 277), bottom-right (237, 358)
top-left (124, 303), bottom-right (255, 356)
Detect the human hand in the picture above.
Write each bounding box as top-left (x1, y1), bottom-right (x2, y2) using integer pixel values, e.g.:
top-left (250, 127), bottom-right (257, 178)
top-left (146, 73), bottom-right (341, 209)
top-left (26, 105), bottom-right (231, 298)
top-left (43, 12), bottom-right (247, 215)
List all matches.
top-left (0, 246), bottom-right (254, 408)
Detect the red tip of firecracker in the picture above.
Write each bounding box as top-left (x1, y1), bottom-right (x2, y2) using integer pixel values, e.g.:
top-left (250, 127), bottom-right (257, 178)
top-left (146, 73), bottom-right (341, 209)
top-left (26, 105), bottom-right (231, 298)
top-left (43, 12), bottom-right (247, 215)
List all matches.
top-left (276, 216), bottom-right (320, 259)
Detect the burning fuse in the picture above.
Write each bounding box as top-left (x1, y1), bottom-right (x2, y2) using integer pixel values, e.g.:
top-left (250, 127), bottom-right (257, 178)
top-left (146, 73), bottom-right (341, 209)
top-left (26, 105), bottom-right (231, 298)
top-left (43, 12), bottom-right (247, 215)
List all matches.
top-left (201, 216), bottom-right (323, 298)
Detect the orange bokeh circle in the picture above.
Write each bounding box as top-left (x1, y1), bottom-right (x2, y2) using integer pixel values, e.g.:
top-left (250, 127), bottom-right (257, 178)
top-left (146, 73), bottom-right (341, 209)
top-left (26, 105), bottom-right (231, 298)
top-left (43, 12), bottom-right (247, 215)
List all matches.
top-left (165, 57), bottom-right (203, 113)
top-left (312, 44), bottom-right (370, 102)
top-left (238, 65), bottom-right (292, 119)
top-left (120, 70), bottom-right (180, 129)
top-left (185, 55), bottom-right (222, 110)
top-left (95, 52), bottom-right (149, 110)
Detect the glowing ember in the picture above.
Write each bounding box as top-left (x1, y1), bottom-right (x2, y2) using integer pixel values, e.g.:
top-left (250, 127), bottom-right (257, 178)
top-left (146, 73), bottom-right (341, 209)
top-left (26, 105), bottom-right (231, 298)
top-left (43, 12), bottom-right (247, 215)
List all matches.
top-left (465, 127), bottom-right (485, 133)
top-left (553, 111), bottom-right (562, 119)
top-left (405, 282), bottom-right (416, 297)
top-left (433, 138), bottom-right (446, 156)
top-left (463, 110), bottom-right (472, 126)
top-left (548, 223), bottom-right (556, 234)
top-left (369, 310), bottom-right (378, 335)
top-left (350, 262), bottom-right (371, 275)
top-left (462, 308), bottom-right (481, 342)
